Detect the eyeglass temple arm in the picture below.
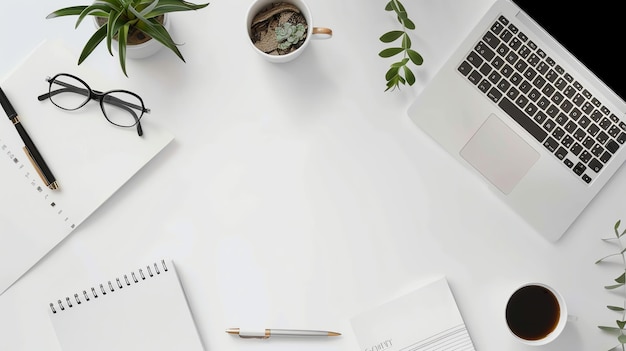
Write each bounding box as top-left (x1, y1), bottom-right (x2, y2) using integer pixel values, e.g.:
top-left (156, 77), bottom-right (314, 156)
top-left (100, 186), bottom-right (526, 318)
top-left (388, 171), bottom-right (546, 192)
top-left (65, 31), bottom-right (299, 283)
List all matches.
top-left (37, 87), bottom-right (88, 101)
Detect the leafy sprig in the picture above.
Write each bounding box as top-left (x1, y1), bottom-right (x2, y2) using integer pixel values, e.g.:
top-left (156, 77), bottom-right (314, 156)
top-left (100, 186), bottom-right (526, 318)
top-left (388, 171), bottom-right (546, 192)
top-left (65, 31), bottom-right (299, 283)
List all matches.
top-left (379, 0), bottom-right (423, 91)
top-left (596, 219), bottom-right (626, 350)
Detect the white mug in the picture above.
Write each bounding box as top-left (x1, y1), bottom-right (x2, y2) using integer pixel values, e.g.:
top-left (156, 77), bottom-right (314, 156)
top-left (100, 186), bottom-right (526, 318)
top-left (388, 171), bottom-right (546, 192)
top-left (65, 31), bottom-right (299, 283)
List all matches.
top-left (245, 0), bottom-right (332, 63)
top-left (505, 282), bottom-right (571, 345)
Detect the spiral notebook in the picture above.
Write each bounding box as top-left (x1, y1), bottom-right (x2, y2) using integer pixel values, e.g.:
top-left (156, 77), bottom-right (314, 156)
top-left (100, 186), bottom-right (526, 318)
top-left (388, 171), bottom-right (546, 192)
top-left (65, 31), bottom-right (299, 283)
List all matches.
top-left (48, 259), bottom-right (205, 351)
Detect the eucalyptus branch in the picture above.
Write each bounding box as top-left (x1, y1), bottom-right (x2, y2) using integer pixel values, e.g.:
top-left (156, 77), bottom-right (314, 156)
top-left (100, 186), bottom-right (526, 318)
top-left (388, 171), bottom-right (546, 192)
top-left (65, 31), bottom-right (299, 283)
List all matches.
top-left (379, 0), bottom-right (423, 91)
top-left (596, 220), bottom-right (626, 350)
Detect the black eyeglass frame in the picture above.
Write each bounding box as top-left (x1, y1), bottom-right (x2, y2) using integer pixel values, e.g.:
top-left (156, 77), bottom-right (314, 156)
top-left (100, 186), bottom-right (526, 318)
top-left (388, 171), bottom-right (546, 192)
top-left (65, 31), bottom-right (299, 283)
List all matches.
top-left (37, 73), bottom-right (150, 136)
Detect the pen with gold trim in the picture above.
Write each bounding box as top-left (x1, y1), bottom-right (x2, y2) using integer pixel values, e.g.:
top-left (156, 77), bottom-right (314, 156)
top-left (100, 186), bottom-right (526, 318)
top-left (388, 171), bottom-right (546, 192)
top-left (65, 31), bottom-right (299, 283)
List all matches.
top-left (0, 86), bottom-right (58, 190)
top-left (226, 328), bottom-right (341, 338)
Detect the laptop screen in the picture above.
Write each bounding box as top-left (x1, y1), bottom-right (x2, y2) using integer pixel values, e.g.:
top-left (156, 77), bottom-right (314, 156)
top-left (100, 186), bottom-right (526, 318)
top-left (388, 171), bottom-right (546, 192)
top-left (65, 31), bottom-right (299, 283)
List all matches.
top-left (513, 1), bottom-right (625, 104)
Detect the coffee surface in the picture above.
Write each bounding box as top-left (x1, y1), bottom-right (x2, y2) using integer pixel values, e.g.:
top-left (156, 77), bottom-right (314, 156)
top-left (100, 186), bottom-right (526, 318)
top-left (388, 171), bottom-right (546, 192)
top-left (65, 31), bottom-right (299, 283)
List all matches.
top-left (505, 285), bottom-right (560, 340)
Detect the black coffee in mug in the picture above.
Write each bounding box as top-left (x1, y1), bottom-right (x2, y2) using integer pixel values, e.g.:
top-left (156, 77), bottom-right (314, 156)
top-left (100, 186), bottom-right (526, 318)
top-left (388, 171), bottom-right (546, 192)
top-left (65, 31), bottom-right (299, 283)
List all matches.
top-left (505, 284), bottom-right (561, 340)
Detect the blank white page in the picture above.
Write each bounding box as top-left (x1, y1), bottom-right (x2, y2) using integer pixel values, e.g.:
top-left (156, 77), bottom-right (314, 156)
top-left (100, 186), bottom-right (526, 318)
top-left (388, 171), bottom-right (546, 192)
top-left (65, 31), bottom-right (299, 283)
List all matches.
top-left (48, 260), bottom-right (204, 351)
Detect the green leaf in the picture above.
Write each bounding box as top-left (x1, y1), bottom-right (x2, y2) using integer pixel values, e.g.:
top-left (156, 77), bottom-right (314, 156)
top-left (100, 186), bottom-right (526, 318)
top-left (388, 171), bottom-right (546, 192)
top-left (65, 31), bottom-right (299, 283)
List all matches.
top-left (597, 253), bottom-right (622, 264)
top-left (384, 1), bottom-right (393, 11)
top-left (391, 58), bottom-right (409, 67)
top-left (402, 33), bottom-right (411, 49)
top-left (392, 0), bottom-right (406, 13)
top-left (95, 0), bottom-right (123, 12)
top-left (605, 283), bottom-right (625, 290)
top-left (385, 80), bottom-right (396, 92)
top-left (619, 334), bottom-right (626, 343)
top-left (403, 17), bottom-right (416, 30)
top-left (147, 0), bottom-right (209, 18)
top-left (617, 320), bottom-right (626, 329)
top-left (46, 6), bottom-right (88, 19)
top-left (379, 47), bottom-right (404, 58)
top-left (117, 23), bottom-right (130, 76)
top-left (385, 75), bottom-right (402, 92)
top-left (77, 24), bottom-right (108, 65)
top-left (106, 11), bottom-right (125, 55)
top-left (599, 325), bottom-right (621, 333)
top-left (616, 273), bottom-right (626, 284)
top-left (380, 31), bottom-right (404, 43)
top-left (76, 3), bottom-right (116, 28)
top-left (134, 17), bottom-right (185, 61)
top-left (139, 0), bottom-right (159, 16)
top-left (615, 220), bottom-right (622, 237)
top-left (385, 66), bottom-right (399, 81)
top-left (608, 306), bottom-right (625, 312)
top-left (404, 66), bottom-right (416, 85)
top-left (407, 49), bottom-right (424, 65)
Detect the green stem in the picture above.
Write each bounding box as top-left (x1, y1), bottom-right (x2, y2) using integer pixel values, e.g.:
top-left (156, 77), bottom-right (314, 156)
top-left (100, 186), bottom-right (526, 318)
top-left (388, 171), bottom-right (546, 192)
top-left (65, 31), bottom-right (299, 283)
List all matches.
top-left (617, 237), bottom-right (626, 351)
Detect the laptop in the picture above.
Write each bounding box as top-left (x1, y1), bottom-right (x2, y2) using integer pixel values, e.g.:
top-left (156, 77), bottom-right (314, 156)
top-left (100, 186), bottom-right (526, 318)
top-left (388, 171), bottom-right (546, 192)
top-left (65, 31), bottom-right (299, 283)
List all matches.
top-left (407, 0), bottom-right (626, 241)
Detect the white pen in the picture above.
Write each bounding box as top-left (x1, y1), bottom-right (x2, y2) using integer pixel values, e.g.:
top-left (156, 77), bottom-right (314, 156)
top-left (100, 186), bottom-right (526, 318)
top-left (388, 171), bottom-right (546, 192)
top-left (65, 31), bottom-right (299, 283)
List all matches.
top-left (226, 328), bottom-right (341, 338)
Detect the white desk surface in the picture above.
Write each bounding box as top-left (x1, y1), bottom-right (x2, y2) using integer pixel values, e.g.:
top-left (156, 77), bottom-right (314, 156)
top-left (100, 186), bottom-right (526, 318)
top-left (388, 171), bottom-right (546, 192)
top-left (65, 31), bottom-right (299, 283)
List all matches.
top-left (1, 0), bottom-right (625, 350)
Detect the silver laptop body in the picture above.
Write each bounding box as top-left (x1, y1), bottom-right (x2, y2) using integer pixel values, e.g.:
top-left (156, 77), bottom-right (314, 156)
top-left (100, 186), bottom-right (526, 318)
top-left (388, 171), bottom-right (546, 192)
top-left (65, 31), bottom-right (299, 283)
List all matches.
top-left (407, 0), bottom-right (626, 241)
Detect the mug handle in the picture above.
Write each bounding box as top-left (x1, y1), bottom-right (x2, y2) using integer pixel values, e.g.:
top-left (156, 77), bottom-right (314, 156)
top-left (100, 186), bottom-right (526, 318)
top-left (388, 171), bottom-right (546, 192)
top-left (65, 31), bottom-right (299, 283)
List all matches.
top-left (312, 27), bottom-right (332, 39)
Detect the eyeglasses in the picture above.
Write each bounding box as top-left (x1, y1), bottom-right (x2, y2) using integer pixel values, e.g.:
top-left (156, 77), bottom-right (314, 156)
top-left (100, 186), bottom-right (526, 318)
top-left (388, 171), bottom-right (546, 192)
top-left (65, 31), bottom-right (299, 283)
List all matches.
top-left (37, 73), bottom-right (149, 136)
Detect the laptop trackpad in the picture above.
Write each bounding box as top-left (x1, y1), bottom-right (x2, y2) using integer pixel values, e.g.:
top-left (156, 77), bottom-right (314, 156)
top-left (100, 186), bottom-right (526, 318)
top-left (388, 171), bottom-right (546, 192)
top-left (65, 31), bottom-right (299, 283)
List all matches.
top-left (460, 114), bottom-right (540, 194)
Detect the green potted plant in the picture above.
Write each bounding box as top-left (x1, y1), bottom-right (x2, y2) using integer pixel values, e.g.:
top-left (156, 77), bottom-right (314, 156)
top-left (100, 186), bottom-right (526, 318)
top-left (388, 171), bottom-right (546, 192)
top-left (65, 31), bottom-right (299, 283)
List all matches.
top-left (47, 0), bottom-right (209, 76)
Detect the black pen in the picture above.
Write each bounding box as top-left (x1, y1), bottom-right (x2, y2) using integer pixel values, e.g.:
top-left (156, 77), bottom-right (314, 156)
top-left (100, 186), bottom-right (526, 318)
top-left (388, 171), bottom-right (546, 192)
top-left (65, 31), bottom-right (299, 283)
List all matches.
top-left (0, 86), bottom-right (58, 190)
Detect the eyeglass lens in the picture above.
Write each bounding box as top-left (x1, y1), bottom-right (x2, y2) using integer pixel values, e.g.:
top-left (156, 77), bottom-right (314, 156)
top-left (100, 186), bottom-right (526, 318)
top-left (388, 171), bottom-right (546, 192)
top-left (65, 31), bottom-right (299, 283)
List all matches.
top-left (101, 92), bottom-right (144, 128)
top-left (49, 74), bottom-right (90, 110)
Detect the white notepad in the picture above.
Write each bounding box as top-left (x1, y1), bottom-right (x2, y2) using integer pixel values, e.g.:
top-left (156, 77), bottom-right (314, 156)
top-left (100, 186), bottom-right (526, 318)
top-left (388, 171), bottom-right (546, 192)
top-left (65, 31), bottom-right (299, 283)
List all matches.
top-left (351, 277), bottom-right (476, 351)
top-left (0, 40), bottom-right (173, 294)
top-left (48, 259), bottom-right (204, 351)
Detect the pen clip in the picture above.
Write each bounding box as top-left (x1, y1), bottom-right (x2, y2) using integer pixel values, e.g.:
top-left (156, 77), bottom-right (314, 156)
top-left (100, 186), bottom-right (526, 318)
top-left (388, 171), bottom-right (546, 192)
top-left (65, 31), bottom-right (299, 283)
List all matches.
top-left (23, 146), bottom-right (48, 183)
top-left (238, 335), bottom-right (270, 339)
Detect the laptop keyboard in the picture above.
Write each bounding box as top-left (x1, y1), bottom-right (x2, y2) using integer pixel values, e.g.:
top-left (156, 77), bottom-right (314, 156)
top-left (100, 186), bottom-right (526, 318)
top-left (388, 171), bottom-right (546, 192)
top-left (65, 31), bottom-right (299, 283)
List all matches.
top-left (458, 15), bottom-right (626, 184)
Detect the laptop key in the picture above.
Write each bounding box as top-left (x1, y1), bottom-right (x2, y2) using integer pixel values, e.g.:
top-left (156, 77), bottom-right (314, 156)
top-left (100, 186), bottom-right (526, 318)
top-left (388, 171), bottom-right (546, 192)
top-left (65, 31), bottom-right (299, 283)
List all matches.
top-left (468, 70), bottom-right (482, 85)
top-left (606, 140), bottom-right (620, 153)
top-left (458, 61), bottom-right (472, 76)
top-left (467, 52), bottom-right (483, 68)
top-left (483, 31), bottom-right (500, 49)
top-left (475, 41), bottom-right (495, 61)
top-left (562, 135), bottom-right (574, 148)
top-left (555, 146), bottom-right (568, 160)
top-left (589, 158), bottom-right (603, 173)
top-left (564, 158), bottom-right (574, 168)
top-left (600, 151), bottom-right (612, 163)
top-left (478, 79), bottom-right (491, 93)
top-left (582, 174), bottom-right (592, 183)
top-left (487, 87), bottom-right (503, 103)
top-left (580, 150), bottom-right (592, 163)
top-left (543, 137), bottom-right (559, 153)
top-left (573, 162), bottom-right (586, 175)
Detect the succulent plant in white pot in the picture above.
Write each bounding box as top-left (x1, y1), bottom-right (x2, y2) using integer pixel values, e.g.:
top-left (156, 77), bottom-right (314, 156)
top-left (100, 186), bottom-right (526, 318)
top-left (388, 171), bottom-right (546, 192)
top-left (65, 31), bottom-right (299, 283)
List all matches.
top-left (47, 0), bottom-right (209, 76)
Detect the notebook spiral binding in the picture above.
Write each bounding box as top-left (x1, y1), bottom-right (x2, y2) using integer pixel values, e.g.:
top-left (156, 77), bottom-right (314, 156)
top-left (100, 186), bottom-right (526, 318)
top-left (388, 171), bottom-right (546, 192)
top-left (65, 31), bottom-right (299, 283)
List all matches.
top-left (49, 259), bottom-right (168, 314)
